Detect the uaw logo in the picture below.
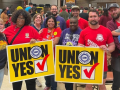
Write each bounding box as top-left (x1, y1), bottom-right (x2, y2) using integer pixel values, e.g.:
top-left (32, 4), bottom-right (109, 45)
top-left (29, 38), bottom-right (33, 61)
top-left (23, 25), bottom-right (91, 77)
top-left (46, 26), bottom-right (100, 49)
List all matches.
top-left (96, 34), bottom-right (104, 42)
top-left (30, 46), bottom-right (42, 58)
top-left (78, 51), bottom-right (91, 64)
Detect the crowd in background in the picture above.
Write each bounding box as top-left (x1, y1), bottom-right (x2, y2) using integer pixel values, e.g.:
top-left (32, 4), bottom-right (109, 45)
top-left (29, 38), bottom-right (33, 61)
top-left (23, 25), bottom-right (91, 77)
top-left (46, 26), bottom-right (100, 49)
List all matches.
top-left (0, 2), bottom-right (120, 90)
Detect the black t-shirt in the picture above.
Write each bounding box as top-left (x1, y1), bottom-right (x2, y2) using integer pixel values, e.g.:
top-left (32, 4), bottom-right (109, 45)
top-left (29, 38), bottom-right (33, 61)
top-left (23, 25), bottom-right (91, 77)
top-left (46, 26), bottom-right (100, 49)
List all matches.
top-left (79, 13), bottom-right (88, 21)
top-left (0, 33), bottom-right (7, 69)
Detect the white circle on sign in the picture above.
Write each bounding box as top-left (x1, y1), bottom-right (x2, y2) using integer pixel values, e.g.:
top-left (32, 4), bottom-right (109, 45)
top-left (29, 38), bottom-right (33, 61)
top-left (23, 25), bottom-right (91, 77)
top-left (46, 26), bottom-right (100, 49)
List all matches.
top-left (78, 51), bottom-right (91, 64)
top-left (30, 46), bottom-right (42, 58)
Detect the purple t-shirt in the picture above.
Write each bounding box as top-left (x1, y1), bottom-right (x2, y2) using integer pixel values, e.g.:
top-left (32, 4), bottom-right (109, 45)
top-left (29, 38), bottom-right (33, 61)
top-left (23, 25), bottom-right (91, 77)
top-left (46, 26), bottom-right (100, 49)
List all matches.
top-left (43, 15), bottom-right (66, 30)
top-left (59, 28), bottom-right (82, 46)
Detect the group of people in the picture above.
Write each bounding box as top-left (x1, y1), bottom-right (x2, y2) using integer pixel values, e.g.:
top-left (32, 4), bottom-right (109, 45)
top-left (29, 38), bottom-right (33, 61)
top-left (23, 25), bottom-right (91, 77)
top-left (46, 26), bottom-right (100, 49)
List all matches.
top-left (0, 2), bottom-right (120, 90)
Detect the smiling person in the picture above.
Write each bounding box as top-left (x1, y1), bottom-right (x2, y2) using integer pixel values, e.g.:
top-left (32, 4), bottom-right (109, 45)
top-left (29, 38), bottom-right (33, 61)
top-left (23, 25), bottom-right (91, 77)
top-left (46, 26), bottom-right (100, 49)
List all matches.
top-left (31, 13), bottom-right (44, 32)
top-left (3, 9), bottom-right (40, 90)
top-left (78, 9), bottom-right (115, 90)
top-left (107, 3), bottom-right (120, 90)
top-left (59, 17), bottom-right (82, 90)
top-left (43, 5), bottom-right (66, 31)
top-left (66, 6), bottom-right (88, 30)
top-left (40, 15), bottom-right (62, 90)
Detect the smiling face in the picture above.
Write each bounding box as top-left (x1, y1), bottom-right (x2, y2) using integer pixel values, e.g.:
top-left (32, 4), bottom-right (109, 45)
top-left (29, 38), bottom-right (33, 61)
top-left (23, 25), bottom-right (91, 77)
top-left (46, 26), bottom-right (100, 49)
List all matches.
top-left (88, 12), bottom-right (100, 25)
top-left (70, 18), bottom-right (78, 31)
top-left (50, 6), bottom-right (58, 16)
top-left (109, 7), bottom-right (120, 19)
top-left (71, 9), bottom-right (80, 17)
top-left (0, 21), bottom-right (4, 32)
top-left (47, 18), bottom-right (55, 29)
top-left (34, 15), bottom-right (42, 24)
top-left (16, 15), bottom-right (25, 27)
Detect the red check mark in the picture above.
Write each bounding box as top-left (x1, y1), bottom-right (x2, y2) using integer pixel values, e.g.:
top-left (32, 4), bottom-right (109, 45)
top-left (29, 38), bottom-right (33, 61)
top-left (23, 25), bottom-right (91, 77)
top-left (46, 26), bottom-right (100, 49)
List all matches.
top-left (36, 54), bottom-right (50, 71)
top-left (83, 63), bottom-right (99, 79)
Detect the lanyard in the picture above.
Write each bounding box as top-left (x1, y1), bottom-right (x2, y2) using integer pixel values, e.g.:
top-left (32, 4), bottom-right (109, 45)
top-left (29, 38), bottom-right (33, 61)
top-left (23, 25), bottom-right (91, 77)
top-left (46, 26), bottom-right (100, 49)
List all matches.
top-left (48, 28), bottom-right (55, 40)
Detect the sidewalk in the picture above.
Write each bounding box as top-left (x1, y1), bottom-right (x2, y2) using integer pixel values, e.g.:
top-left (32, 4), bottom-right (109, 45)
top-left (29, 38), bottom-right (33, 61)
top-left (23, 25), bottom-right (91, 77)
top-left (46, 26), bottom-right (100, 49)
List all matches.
top-left (1, 75), bottom-right (112, 90)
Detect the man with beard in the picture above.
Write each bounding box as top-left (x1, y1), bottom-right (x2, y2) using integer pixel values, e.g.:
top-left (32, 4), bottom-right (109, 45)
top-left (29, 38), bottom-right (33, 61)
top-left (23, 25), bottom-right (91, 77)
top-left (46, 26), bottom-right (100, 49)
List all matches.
top-left (78, 9), bottom-right (115, 90)
top-left (43, 5), bottom-right (66, 30)
top-left (66, 6), bottom-right (88, 30)
top-left (59, 17), bottom-right (82, 90)
top-left (107, 3), bottom-right (120, 90)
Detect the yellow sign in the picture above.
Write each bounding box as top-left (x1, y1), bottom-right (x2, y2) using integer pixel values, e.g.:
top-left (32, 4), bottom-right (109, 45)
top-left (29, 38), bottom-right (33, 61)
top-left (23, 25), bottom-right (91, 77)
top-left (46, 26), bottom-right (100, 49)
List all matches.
top-left (7, 40), bottom-right (54, 82)
top-left (55, 46), bottom-right (104, 84)
top-left (66, 0), bottom-right (75, 3)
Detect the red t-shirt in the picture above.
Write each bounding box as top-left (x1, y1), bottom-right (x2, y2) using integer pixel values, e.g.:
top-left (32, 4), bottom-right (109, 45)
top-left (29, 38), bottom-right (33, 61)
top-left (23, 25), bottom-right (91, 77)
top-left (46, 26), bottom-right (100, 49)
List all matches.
top-left (3, 25), bottom-right (40, 45)
top-left (39, 27), bottom-right (62, 58)
top-left (78, 25), bottom-right (114, 72)
top-left (39, 27), bottom-right (62, 41)
top-left (66, 18), bottom-right (88, 30)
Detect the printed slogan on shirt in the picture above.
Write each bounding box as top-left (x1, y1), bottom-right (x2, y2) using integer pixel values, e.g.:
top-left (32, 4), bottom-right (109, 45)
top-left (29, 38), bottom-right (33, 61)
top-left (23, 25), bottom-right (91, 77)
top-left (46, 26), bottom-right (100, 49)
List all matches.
top-left (55, 46), bottom-right (104, 84)
top-left (7, 41), bottom-right (54, 82)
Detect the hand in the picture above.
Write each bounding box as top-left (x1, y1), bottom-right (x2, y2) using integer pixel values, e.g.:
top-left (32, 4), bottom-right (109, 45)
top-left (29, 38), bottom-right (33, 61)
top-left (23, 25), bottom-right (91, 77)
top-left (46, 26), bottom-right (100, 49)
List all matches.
top-left (30, 39), bottom-right (36, 44)
top-left (99, 45), bottom-right (108, 51)
top-left (39, 29), bottom-right (43, 34)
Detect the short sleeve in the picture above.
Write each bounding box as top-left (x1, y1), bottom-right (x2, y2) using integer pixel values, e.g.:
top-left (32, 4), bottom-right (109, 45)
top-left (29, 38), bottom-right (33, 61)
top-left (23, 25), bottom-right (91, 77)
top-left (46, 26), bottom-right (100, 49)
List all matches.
top-left (66, 19), bottom-right (70, 28)
top-left (31, 27), bottom-right (40, 39)
top-left (54, 28), bottom-right (62, 37)
top-left (115, 29), bottom-right (120, 32)
top-left (106, 29), bottom-right (114, 44)
top-left (78, 31), bottom-right (85, 44)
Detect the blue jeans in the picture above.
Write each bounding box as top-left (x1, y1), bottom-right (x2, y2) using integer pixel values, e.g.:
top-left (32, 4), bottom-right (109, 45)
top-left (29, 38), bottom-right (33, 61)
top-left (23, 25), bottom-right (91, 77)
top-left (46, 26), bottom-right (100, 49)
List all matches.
top-left (0, 68), bottom-right (4, 89)
top-left (45, 75), bottom-right (57, 90)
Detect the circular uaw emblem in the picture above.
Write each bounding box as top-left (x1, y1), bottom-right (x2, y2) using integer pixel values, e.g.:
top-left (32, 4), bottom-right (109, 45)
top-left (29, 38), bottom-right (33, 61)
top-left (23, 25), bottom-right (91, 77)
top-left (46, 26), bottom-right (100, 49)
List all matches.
top-left (96, 34), bottom-right (104, 41)
top-left (78, 51), bottom-right (91, 64)
top-left (30, 46), bottom-right (42, 58)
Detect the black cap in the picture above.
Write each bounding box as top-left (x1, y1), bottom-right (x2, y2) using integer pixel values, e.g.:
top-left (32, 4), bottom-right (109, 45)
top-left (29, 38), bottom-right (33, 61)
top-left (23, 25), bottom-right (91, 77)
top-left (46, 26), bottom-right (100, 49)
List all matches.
top-left (84, 7), bottom-right (88, 10)
top-left (108, 3), bottom-right (119, 10)
top-left (29, 2), bottom-right (33, 5)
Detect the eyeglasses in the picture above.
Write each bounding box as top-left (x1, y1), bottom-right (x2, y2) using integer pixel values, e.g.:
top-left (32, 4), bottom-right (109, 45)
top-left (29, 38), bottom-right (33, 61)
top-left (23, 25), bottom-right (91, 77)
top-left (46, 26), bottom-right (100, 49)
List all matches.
top-left (51, 9), bottom-right (57, 10)
top-left (17, 17), bottom-right (25, 20)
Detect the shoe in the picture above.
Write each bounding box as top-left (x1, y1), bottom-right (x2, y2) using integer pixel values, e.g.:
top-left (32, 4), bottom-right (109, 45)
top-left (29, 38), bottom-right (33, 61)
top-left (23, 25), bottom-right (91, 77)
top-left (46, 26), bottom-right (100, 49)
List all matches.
top-left (44, 86), bottom-right (50, 90)
top-left (36, 79), bottom-right (42, 87)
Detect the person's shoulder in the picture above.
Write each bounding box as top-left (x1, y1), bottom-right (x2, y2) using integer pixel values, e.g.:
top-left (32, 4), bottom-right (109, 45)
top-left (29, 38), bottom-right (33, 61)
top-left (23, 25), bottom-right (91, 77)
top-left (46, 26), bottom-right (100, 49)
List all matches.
top-left (107, 19), bottom-right (114, 24)
top-left (81, 26), bottom-right (90, 32)
top-left (57, 15), bottom-right (65, 20)
top-left (100, 25), bottom-right (111, 31)
top-left (55, 27), bottom-right (62, 31)
top-left (63, 28), bottom-right (70, 32)
top-left (66, 19), bottom-right (70, 22)
top-left (80, 17), bottom-right (88, 22)
top-left (61, 28), bottom-right (70, 35)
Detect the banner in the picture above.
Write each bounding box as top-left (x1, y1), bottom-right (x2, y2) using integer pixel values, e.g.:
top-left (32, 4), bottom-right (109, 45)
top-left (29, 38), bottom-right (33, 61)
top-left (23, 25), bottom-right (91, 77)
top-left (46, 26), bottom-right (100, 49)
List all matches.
top-left (7, 41), bottom-right (54, 82)
top-left (55, 46), bottom-right (104, 84)
top-left (66, 0), bottom-right (75, 3)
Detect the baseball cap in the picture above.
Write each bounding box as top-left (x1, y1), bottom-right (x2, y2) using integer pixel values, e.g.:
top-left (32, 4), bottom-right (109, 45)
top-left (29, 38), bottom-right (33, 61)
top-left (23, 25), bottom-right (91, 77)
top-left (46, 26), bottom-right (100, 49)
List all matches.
top-left (108, 3), bottom-right (119, 10)
top-left (71, 6), bottom-right (80, 10)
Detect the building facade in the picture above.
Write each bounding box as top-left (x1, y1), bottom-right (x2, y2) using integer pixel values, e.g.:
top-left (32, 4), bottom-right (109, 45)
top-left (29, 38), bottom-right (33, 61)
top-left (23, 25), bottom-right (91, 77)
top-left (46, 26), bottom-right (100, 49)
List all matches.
top-left (76, 0), bottom-right (120, 8)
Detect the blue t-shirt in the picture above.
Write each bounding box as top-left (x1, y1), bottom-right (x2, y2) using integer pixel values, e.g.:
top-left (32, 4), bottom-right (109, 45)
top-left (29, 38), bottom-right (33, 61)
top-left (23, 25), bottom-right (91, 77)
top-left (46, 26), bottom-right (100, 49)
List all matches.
top-left (25, 7), bottom-right (31, 12)
top-left (31, 24), bottom-right (44, 32)
top-left (59, 28), bottom-right (82, 46)
top-left (43, 15), bottom-right (66, 30)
